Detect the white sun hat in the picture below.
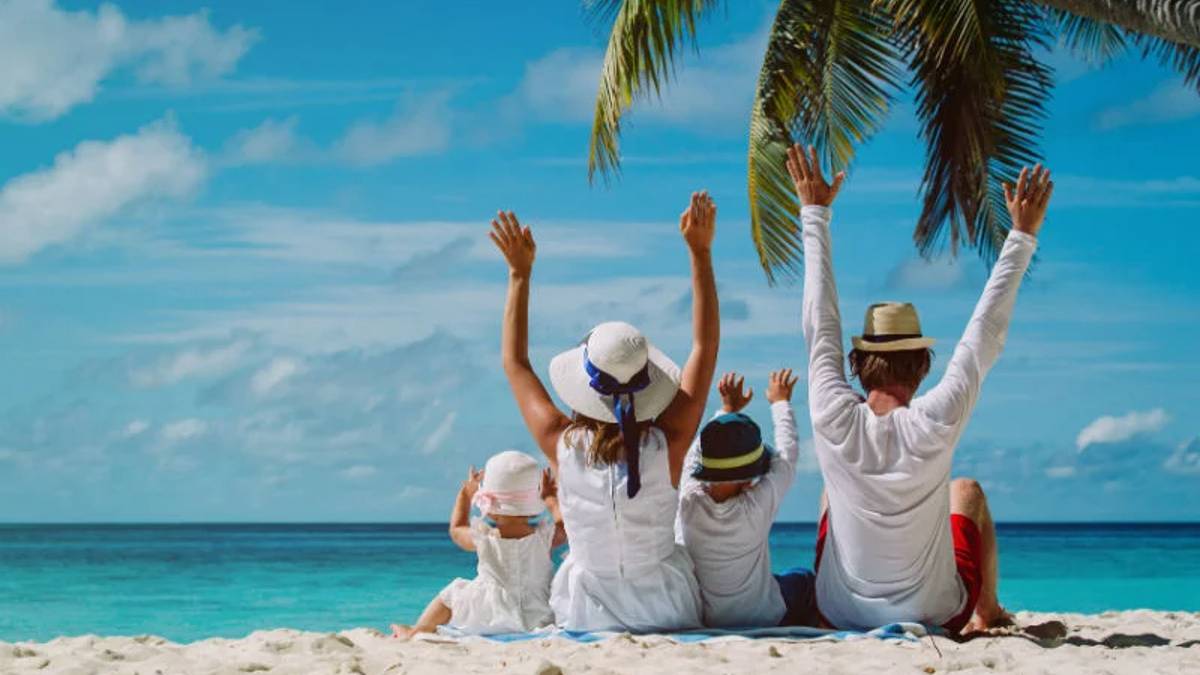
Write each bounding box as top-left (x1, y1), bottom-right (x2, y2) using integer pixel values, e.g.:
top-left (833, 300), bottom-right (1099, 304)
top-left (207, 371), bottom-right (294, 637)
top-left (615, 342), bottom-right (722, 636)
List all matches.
top-left (472, 450), bottom-right (545, 517)
top-left (851, 302), bottom-right (937, 352)
top-left (548, 321), bottom-right (681, 424)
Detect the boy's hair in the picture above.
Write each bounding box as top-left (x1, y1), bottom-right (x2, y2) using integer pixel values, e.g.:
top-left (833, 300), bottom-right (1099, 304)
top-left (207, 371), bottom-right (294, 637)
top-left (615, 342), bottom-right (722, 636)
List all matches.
top-left (848, 348), bottom-right (933, 392)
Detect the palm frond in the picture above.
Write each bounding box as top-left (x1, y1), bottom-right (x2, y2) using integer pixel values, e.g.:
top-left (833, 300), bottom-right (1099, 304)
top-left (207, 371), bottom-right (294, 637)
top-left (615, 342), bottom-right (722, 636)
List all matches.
top-left (1050, 9), bottom-right (1127, 64)
top-left (1045, 6), bottom-right (1200, 90)
top-left (587, 0), bottom-right (721, 182)
top-left (892, 0), bottom-right (1053, 263)
top-left (1129, 33), bottom-right (1200, 90)
top-left (747, 0), bottom-right (899, 283)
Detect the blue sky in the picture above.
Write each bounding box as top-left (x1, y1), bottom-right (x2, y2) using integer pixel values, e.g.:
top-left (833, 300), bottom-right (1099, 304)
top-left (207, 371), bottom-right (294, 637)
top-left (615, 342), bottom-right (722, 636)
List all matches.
top-left (0, 0), bottom-right (1197, 522)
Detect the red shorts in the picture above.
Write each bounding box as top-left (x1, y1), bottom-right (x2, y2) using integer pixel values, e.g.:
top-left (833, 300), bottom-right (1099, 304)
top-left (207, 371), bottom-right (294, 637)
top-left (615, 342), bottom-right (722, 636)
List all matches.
top-left (814, 511), bottom-right (983, 634)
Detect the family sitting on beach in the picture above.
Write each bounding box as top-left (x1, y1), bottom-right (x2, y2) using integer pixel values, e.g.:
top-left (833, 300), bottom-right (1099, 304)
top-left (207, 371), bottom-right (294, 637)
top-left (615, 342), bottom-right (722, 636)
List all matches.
top-left (391, 145), bottom-right (1054, 639)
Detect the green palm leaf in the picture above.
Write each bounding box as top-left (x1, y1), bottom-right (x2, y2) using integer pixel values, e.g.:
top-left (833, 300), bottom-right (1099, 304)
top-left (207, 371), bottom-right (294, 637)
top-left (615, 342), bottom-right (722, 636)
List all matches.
top-left (1049, 8), bottom-right (1200, 89)
top-left (748, 0), bottom-right (900, 283)
top-left (586, 0), bottom-right (722, 182)
top-left (892, 0), bottom-right (1053, 262)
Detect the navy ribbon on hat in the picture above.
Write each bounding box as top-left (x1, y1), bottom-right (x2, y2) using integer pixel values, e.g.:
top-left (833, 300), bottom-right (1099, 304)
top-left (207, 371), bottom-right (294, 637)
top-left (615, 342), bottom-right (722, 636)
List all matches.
top-left (583, 349), bottom-right (651, 498)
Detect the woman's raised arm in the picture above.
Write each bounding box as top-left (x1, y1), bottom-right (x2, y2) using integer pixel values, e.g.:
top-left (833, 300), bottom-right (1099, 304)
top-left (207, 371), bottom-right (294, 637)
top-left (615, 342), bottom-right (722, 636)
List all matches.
top-left (490, 211), bottom-right (571, 470)
top-left (657, 192), bottom-right (720, 487)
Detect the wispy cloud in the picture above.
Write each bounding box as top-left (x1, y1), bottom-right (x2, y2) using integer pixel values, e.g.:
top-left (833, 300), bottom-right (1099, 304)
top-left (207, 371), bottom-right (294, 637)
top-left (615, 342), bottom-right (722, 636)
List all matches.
top-left (1076, 408), bottom-right (1170, 450)
top-left (222, 93), bottom-right (455, 167)
top-left (0, 118), bottom-right (207, 264)
top-left (505, 23), bottom-right (766, 133)
top-left (130, 336), bottom-right (252, 387)
top-left (220, 117), bottom-right (308, 166)
top-left (0, 0), bottom-right (256, 121)
top-left (1164, 438), bottom-right (1200, 475)
top-left (332, 93), bottom-right (454, 166)
top-left (1094, 81), bottom-right (1200, 130)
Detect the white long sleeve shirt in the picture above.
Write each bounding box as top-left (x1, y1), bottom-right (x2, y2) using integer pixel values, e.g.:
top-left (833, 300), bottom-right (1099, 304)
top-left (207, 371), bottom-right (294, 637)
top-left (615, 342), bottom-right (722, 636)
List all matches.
top-left (800, 205), bottom-right (1036, 630)
top-left (676, 401), bottom-right (801, 627)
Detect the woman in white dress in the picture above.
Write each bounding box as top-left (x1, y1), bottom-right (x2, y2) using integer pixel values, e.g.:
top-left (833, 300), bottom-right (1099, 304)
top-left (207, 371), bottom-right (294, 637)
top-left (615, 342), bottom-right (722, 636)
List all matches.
top-left (390, 451), bottom-right (566, 637)
top-left (488, 192), bottom-right (720, 632)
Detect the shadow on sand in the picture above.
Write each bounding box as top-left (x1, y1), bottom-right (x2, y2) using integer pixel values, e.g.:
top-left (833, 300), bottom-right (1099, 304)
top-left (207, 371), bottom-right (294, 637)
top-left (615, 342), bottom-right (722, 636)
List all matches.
top-left (962, 620), bottom-right (1188, 650)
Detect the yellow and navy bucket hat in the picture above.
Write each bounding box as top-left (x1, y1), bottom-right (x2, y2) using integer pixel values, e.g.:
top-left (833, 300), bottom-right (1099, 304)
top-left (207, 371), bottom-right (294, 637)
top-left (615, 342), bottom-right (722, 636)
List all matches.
top-left (692, 412), bottom-right (773, 483)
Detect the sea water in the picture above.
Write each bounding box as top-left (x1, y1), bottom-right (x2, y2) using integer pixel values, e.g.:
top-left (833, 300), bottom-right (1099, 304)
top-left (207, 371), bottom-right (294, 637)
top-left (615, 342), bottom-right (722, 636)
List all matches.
top-left (1, 523), bottom-right (1197, 643)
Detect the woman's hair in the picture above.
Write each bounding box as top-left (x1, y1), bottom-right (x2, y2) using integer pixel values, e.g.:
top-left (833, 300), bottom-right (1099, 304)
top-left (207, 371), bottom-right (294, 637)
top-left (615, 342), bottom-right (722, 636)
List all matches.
top-left (848, 348), bottom-right (933, 393)
top-left (565, 413), bottom-right (653, 466)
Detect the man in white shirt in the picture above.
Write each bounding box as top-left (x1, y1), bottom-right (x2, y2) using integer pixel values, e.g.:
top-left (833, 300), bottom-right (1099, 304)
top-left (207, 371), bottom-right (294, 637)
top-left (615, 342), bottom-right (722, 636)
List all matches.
top-left (677, 369), bottom-right (818, 628)
top-left (786, 143), bottom-right (1053, 634)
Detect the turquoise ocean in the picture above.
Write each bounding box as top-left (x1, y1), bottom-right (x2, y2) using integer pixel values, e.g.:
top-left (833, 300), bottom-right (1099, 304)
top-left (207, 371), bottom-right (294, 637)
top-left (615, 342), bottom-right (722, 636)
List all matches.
top-left (2, 523), bottom-right (1198, 643)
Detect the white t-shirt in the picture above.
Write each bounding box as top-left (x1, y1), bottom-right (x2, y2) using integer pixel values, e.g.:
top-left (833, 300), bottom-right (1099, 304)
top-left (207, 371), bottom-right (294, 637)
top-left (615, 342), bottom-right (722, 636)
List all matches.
top-left (800, 205), bottom-right (1036, 630)
top-left (676, 401), bottom-right (801, 628)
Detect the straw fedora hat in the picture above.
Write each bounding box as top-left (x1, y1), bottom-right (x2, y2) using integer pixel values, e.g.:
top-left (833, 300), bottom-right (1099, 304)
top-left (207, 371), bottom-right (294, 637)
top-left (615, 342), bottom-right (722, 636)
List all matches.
top-left (850, 302), bottom-right (937, 352)
top-left (548, 321), bottom-right (681, 423)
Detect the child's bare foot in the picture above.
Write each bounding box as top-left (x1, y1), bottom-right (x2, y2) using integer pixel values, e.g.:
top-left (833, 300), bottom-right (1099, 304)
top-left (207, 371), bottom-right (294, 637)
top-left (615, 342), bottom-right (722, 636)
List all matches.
top-left (390, 623), bottom-right (416, 640)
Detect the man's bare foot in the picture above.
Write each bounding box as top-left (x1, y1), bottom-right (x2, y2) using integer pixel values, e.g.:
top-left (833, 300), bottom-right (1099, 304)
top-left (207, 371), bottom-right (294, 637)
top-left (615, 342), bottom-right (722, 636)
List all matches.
top-left (390, 623), bottom-right (416, 640)
top-left (963, 607), bottom-right (1016, 635)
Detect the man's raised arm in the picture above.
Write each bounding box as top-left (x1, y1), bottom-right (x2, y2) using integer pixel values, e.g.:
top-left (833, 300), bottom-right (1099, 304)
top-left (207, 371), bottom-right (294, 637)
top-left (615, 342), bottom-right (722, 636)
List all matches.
top-left (916, 165), bottom-right (1053, 427)
top-left (787, 144), bottom-right (859, 425)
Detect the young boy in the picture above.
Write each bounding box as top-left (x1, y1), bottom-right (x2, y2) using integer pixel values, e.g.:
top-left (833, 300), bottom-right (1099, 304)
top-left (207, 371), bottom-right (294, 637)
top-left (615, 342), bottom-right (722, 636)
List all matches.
top-left (676, 369), bottom-right (817, 628)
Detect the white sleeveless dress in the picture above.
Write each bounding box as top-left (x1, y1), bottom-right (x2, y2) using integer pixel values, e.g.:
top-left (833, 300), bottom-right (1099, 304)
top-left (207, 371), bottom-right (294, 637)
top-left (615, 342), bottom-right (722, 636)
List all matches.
top-left (550, 427), bottom-right (703, 632)
top-left (437, 517), bottom-right (555, 634)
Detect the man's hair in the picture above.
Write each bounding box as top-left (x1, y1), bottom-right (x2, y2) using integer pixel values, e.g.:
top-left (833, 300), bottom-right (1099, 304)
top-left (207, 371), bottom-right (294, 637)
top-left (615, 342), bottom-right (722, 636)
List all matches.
top-left (848, 348), bottom-right (933, 393)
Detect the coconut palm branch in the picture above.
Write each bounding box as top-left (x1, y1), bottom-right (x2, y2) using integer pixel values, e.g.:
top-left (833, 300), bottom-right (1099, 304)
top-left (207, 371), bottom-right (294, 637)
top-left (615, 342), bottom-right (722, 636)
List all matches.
top-left (748, 0), bottom-right (901, 282)
top-left (587, 0), bottom-right (1200, 280)
top-left (893, 0), bottom-right (1053, 261)
top-left (586, 0), bottom-right (722, 181)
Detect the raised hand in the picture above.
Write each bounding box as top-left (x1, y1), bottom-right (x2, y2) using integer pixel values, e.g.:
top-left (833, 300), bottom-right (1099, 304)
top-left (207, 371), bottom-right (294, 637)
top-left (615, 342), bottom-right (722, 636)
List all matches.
top-left (1004, 164), bottom-right (1053, 237)
top-left (489, 211), bottom-right (536, 278)
top-left (461, 466), bottom-right (483, 499)
top-left (717, 371), bottom-right (753, 413)
top-left (766, 368), bottom-right (798, 404)
top-left (680, 191), bottom-right (716, 254)
top-left (785, 144), bottom-right (845, 207)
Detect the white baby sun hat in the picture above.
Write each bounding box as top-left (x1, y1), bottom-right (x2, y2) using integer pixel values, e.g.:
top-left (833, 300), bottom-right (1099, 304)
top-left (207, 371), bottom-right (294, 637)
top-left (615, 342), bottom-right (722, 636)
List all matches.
top-left (473, 450), bottom-right (544, 517)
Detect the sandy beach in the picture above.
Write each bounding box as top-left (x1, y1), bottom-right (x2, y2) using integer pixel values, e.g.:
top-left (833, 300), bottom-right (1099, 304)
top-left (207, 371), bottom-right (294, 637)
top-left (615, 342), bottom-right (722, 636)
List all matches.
top-left (2, 611), bottom-right (1197, 674)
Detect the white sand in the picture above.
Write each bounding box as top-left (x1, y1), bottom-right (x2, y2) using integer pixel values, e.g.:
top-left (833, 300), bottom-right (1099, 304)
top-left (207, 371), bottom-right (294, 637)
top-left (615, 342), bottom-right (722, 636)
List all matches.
top-left (2, 611), bottom-right (1197, 674)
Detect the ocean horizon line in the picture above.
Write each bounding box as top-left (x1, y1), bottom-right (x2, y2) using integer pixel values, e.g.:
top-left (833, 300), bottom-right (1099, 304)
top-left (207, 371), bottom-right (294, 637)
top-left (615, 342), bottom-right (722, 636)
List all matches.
top-left (2, 520), bottom-right (1198, 527)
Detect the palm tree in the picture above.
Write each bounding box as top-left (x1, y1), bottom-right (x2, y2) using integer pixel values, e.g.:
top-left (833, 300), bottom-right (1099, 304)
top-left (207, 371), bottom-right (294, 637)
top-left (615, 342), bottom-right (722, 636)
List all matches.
top-left (586, 0), bottom-right (1200, 282)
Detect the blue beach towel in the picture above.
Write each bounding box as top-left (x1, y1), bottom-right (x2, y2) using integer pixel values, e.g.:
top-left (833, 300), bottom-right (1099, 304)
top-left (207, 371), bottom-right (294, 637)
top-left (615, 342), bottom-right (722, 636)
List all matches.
top-left (433, 622), bottom-right (927, 644)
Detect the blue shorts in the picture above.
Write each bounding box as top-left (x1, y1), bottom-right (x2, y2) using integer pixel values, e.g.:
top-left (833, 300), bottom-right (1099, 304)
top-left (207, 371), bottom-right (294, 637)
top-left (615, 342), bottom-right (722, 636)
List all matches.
top-left (774, 567), bottom-right (819, 627)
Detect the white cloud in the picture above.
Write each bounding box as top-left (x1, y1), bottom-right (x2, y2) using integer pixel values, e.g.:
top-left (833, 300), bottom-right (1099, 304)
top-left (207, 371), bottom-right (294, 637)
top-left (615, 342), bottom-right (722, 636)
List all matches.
top-left (161, 418), bottom-right (208, 443)
top-left (250, 357), bottom-right (304, 396)
top-left (1095, 81), bottom-right (1200, 130)
top-left (511, 25), bottom-right (765, 131)
top-left (339, 464), bottom-right (378, 480)
top-left (0, 118), bottom-right (206, 263)
top-left (131, 338), bottom-right (251, 387)
top-left (0, 0), bottom-right (256, 120)
top-left (1044, 466), bottom-right (1077, 479)
top-left (1076, 408), bottom-right (1170, 450)
top-left (886, 256), bottom-right (974, 291)
top-left (333, 94), bottom-right (453, 166)
top-left (1164, 438), bottom-right (1200, 475)
top-left (421, 410), bottom-right (457, 455)
top-left (221, 116), bottom-right (305, 166)
top-left (123, 419), bottom-right (150, 438)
